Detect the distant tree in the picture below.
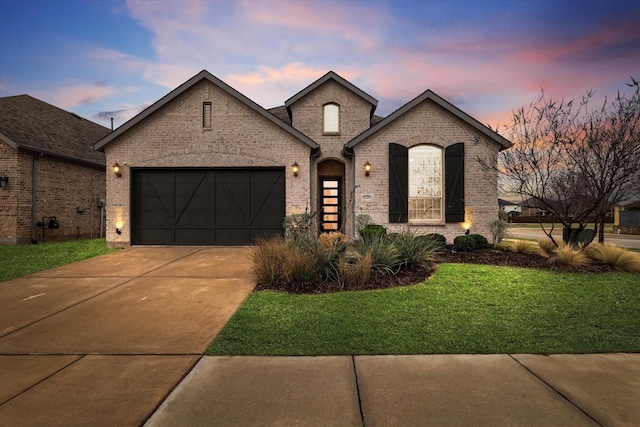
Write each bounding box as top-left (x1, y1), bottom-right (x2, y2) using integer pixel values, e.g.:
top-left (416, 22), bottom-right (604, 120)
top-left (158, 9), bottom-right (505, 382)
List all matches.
top-left (481, 78), bottom-right (640, 245)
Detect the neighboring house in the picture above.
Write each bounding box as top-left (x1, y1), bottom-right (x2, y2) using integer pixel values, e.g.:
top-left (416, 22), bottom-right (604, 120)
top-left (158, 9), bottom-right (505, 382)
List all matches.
top-left (94, 70), bottom-right (511, 248)
top-left (614, 198), bottom-right (640, 234)
top-left (518, 198), bottom-right (548, 217)
top-left (0, 95), bottom-right (110, 244)
top-left (498, 198), bottom-right (520, 217)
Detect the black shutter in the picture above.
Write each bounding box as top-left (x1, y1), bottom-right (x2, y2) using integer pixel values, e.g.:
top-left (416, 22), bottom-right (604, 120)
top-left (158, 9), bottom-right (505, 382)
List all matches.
top-left (389, 143), bottom-right (408, 223)
top-left (445, 143), bottom-right (465, 223)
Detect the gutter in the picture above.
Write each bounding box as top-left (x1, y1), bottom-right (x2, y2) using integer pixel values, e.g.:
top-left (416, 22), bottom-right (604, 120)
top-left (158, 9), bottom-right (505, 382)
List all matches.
top-left (342, 146), bottom-right (356, 239)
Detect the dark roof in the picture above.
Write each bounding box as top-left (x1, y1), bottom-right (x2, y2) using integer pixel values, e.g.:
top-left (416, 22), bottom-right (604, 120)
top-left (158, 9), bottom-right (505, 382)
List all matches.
top-left (94, 70), bottom-right (319, 151)
top-left (267, 106), bottom-right (291, 125)
top-left (0, 95), bottom-right (108, 166)
top-left (284, 71), bottom-right (378, 118)
top-left (498, 198), bottom-right (518, 206)
top-left (345, 89), bottom-right (512, 151)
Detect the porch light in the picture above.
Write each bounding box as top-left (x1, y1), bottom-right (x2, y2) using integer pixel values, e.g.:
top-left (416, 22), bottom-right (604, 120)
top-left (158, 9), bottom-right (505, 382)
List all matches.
top-left (113, 163), bottom-right (122, 177)
top-left (116, 228), bottom-right (122, 235)
top-left (364, 161), bottom-right (372, 177)
top-left (0, 174), bottom-right (8, 189)
top-left (292, 162), bottom-right (299, 177)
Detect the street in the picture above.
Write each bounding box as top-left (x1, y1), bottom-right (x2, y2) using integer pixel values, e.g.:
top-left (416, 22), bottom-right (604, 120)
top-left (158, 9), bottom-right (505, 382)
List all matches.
top-left (509, 227), bottom-right (640, 250)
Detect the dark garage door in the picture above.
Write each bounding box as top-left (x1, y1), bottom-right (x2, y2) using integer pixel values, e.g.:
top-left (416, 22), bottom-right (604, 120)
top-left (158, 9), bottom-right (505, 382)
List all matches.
top-left (132, 168), bottom-right (285, 245)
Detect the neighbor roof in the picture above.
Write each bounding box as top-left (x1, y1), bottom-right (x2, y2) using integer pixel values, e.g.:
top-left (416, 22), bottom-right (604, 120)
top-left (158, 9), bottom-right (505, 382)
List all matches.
top-left (0, 95), bottom-right (109, 166)
top-left (345, 89), bottom-right (512, 151)
top-left (284, 71), bottom-right (378, 118)
top-left (94, 70), bottom-right (319, 151)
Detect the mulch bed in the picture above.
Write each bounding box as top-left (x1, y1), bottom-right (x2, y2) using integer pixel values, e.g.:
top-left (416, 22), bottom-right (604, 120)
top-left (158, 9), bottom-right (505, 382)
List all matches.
top-left (255, 247), bottom-right (616, 294)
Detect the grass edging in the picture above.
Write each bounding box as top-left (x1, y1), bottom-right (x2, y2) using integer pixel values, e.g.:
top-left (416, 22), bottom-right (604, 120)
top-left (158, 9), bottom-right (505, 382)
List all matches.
top-left (208, 263), bottom-right (640, 355)
top-left (0, 239), bottom-right (117, 282)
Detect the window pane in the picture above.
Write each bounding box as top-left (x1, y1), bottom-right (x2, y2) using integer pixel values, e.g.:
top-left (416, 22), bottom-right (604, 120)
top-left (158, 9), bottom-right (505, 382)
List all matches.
top-left (324, 104), bottom-right (339, 132)
top-left (408, 145), bottom-right (443, 220)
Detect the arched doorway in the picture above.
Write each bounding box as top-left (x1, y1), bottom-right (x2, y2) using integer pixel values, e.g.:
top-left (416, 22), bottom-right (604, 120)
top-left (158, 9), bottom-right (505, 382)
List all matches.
top-left (317, 159), bottom-right (345, 233)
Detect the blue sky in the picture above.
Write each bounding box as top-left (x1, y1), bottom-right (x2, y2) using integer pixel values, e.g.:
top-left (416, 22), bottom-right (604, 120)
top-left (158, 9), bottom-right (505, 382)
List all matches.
top-left (1, 0), bottom-right (638, 130)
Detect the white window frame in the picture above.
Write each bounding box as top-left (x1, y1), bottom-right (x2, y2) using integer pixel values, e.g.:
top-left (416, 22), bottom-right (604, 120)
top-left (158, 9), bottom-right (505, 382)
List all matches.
top-left (323, 103), bottom-right (340, 134)
top-left (408, 145), bottom-right (444, 222)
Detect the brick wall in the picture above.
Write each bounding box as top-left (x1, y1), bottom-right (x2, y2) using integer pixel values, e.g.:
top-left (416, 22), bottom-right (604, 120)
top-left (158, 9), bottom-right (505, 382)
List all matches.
top-left (0, 143), bottom-right (18, 243)
top-left (289, 80), bottom-right (372, 237)
top-left (104, 79), bottom-right (313, 247)
top-left (352, 99), bottom-right (501, 243)
top-left (1, 144), bottom-right (105, 244)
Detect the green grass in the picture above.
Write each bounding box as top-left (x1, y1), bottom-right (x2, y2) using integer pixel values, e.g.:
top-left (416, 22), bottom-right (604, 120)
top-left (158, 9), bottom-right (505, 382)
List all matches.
top-left (0, 239), bottom-right (116, 282)
top-left (208, 264), bottom-right (640, 355)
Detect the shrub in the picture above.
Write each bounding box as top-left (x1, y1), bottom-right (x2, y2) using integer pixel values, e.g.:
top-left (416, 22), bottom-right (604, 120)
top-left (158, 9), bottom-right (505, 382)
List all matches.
top-left (548, 242), bottom-right (588, 268)
top-left (390, 227), bottom-right (440, 269)
top-left (453, 235), bottom-right (476, 251)
top-left (511, 239), bottom-right (546, 256)
top-left (359, 224), bottom-right (387, 242)
top-left (283, 213), bottom-right (314, 241)
top-left (337, 253), bottom-right (373, 289)
top-left (252, 238), bottom-right (288, 284)
top-left (537, 238), bottom-right (557, 257)
top-left (358, 235), bottom-right (400, 276)
top-left (488, 219), bottom-right (510, 243)
top-left (318, 232), bottom-right (348, 250)
top-left (467, 234), bottom-right (490, 249)
top-left (583, 243), bottom-right (640, 272)
top-left (423, 233), bottom-right (447, 249)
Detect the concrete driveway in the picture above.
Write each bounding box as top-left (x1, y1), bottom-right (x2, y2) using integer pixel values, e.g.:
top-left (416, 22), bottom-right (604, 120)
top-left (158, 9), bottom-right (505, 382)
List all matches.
top-left (0, 246), bottom-right (255, 426)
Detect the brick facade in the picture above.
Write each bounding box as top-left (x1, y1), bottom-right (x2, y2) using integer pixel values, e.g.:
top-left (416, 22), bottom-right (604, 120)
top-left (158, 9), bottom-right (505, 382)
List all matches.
top-left (103, 79), bottom-right (313, 248)
top-left (97, 70), bottom-right (509, 247)
top-left (0, 144), bottom-right (105, 244)
top-left (352, 100), bottom-right (501, 242)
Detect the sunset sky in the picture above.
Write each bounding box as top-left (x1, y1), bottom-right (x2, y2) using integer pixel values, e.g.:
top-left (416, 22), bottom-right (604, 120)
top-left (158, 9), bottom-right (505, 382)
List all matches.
top-left (1, 0), bottom-right (638, 131)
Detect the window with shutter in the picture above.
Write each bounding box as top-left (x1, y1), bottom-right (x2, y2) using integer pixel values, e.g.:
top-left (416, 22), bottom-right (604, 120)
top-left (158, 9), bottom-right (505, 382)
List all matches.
top-left (389, 143), bottom-right (408, 223)
top-left (445, 143), bottom-right (465, 223)
top-left (388, 142), bottom-right (465, 224)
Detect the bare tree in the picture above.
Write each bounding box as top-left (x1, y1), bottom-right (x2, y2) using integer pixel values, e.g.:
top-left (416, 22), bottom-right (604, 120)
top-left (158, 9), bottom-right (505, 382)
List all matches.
top-left (482, 78), bottom-right (640, 245)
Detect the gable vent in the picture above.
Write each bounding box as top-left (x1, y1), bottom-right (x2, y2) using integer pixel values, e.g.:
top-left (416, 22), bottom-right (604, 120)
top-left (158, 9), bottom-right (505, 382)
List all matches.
top-left (203, 102), bottom-right (212, 128)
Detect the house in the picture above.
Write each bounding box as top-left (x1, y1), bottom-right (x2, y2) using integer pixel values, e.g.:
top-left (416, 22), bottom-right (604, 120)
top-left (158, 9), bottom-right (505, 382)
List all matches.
top-left (94, 70), bottom-right (511, 248)
top-left (614, 197), bottom-right (640, 234)
top-left (0, 95), bottom-right (110, 244)
top-left (498, 198), bottom-right (520, 217)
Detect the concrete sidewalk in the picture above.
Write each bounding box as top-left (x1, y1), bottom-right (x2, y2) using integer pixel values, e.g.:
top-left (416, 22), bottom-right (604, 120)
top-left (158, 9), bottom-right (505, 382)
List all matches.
top-left (145, 354), bottom-right (640, 427)
top-left (1, 246), bottom-right (639, 426)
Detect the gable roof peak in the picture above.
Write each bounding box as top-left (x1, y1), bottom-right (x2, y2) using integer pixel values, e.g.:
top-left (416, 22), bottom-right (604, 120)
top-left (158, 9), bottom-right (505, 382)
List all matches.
top-left (94, 69), bottom-right (319, 151)
top-left (284, 70), bottom-right (378, 116)
top-left (346, 88), bottom-right (512, 151)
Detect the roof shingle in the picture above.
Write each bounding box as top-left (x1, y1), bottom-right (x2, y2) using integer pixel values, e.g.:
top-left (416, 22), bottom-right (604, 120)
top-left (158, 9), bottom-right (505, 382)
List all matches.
top-left (0, 95), bottom-right (109, 166)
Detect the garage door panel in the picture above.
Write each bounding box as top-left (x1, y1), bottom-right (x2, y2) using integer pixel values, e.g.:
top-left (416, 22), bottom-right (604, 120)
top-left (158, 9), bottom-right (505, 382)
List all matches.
top-left (132, 168), bottom-right (284, 245)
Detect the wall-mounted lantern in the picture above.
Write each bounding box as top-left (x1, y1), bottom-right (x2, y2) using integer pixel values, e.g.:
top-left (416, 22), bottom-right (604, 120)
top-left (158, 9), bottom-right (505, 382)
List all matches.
top-left (113, 163), bottom-right (122, 177)
top-left (0, 174), bottom-right (8, 189)
top-left (292, 162), bottom-right (299, 177)
top-left (364, 161), bottom-right (372, 177)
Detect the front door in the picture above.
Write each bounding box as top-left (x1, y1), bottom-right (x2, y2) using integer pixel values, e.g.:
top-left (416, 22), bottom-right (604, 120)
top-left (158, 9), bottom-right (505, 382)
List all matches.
top-left (320, 177), bottom-right (341, 232)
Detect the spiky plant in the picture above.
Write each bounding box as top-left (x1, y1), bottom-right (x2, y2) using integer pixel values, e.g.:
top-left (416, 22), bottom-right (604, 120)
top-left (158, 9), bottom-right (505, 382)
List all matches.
top-left (537, 238), bottom-right (557, 257)
top-left (548, 242), bottom-right (588, 268)
top-left (583, 243), bottom-right (640, 272)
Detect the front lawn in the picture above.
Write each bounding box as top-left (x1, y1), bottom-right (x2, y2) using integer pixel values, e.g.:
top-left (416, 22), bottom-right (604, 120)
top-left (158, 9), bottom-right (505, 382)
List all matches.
top-left (208, 263), bottom-right (640, 355)
top-left (0, 239), bottom-right (116, 282)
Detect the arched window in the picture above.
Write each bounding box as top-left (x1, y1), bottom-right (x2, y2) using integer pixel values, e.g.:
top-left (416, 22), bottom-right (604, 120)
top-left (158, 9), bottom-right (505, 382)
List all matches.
top-left (323, 103), bottom-right (339, 133)
top-left (408, 145), bottom-right (443, 221)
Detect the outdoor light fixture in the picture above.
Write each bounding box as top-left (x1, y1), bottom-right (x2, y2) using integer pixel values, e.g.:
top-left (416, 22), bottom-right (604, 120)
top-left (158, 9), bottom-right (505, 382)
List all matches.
top-left (465, 229), bottom-right (470, 235)
top-left (116, 228), bottom-right (122, 235)
top-left (113, 163), bottom-right (122, 177)
top-left (292, 162), bottom-right (299, 177)
top-left (364, 161), bottom-right (372, 177)
top-left (0, 174), bottom-right (8, 189)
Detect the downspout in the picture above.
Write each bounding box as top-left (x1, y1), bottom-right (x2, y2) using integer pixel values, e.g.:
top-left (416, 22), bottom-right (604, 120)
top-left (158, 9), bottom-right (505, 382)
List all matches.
top-left (342, 146), bottom-right (356, 240)
top-left (309, 146), bottom-right (321, 232)
top-left (31, 153), bottom-right (43, 243)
